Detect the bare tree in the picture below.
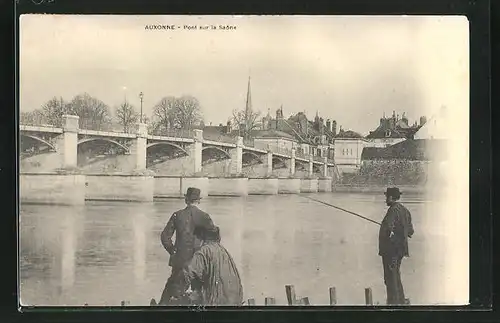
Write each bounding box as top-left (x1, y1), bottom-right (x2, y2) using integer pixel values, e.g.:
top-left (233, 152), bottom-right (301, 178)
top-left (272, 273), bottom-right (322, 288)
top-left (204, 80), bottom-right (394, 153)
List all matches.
top-left (170, 95), bottom-right (203, 130)
top-left (152, 96), bottom-right (176, 133)
top-left (68, 93), bottom-right (112, 130)
top-left (115, 100), bottom-right (138, 133)
top-left (152, 96), bottom-right (203, 133)
top-left (232, 108), bottom-right (261, 139)
top-left (20, 110), bottom-right (46, 125)
top-left (41, 97), bottom-right (69, 127)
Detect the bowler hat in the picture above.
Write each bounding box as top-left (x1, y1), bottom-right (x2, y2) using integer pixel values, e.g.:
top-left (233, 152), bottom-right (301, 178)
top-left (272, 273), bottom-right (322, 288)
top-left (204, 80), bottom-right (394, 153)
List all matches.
top-left (185, 187), bottom-right (202, 201)
top-left (384, 187), bottom-right (402, 198)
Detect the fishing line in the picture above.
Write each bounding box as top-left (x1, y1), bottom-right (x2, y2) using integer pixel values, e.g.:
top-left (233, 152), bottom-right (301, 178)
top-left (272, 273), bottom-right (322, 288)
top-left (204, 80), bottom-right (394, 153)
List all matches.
top-left (300, 195), bottom-right (382, 226)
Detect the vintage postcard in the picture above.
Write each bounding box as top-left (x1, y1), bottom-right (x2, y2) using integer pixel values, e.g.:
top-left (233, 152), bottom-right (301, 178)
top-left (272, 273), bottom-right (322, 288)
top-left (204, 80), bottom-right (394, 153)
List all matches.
top-left (19, 15), bottom-right (469, 306)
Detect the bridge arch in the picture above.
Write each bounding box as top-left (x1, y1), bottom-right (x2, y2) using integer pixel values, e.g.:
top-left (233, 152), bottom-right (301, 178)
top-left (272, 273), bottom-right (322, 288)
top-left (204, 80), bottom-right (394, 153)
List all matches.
top-left (202, 146), bottom-right (231, 159)
top-left (20, 134), bottom-right (56, 151)
top-left (272, 155), bottom-right (287, 164)
top-left (147, 142), bottom-right (188, 155)
top-left (77, 138), bottom-right (130, 153)
top-left (272, 155), bottom-right (288, 169)
top-left (242, 151), bottom-right (263, 166)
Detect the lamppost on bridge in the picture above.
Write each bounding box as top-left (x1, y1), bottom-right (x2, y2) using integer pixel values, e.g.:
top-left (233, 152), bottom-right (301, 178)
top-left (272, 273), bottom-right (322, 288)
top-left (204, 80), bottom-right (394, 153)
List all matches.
top-left (139, 92), bottom-right (144, 123)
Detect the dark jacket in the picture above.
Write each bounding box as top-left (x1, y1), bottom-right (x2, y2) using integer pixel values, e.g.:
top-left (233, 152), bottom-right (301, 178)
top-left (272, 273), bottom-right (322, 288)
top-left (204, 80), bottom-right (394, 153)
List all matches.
top-left (161, 205), bottom-right (215, 268)
top-left (378, 202), bottom-right (414, 257)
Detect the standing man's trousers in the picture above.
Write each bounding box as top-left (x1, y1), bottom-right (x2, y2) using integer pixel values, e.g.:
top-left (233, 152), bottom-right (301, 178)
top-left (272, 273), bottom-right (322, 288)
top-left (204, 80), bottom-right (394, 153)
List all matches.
top-left (381, 255), bottom-right (405, 305)
top-left (159, 267), bottom-right (185, 305)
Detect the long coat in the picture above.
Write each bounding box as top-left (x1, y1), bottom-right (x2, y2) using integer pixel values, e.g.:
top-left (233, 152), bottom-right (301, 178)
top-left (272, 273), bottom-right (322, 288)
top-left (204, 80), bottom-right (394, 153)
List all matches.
top-left (161, 205), bottom-right (215, 268)
top-left (378, 202), bottom-right (414, 258)
top-left (183, 242), bottom-right (244, 306)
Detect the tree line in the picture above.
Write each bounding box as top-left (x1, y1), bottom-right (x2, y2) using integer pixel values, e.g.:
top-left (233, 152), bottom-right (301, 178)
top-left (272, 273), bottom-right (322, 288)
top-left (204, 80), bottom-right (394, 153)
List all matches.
top-left (20, 93), bottom-right (204, 134)
top-left (20, 92), bottom-right (262, 138)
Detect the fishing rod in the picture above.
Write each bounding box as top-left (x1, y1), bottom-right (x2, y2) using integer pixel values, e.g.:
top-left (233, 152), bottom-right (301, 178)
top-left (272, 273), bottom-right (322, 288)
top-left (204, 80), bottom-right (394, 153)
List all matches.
top-left (300, 196), bottom-right (382, 226)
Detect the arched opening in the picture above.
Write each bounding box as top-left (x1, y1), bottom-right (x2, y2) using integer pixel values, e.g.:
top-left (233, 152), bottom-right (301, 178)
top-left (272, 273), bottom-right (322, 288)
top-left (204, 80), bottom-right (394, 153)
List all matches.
top-left (272, 156), bottom-right (288, 169)
top-left (242, 151), bottom-right (262, 167)
top-left (77, 138), bottom-right (130, 166)
top-left (20, 134), bottom-right (57, 159)
top-left (202, 146), bottom-right (231, 165)
top-left (147, 142), bottom-right (189, 167)
top-left (295, 161), bottom-right (307, 171)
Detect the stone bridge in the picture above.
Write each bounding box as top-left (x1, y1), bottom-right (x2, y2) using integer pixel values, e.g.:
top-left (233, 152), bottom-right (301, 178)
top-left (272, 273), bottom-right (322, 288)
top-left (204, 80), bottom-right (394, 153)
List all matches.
top-left (20, 115), bottom-right (337, 178)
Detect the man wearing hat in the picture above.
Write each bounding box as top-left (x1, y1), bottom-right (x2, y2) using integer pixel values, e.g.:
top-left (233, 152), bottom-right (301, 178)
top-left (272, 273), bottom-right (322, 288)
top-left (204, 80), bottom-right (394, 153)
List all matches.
top-left (379, 187), bottom-right (414, 305)
top-left (158, 187), bottom-right (216, 305)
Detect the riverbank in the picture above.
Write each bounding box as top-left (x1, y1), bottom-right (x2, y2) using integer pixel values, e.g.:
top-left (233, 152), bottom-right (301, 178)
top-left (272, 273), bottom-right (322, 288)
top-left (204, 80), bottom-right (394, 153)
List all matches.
top-left (20, 173), bottom-right (334, 205)
top-left (20, 172), bottom-right (433, 205)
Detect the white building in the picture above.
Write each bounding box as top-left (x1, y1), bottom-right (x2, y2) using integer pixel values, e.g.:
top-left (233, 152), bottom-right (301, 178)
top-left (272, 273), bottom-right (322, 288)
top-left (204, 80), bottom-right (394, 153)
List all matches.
top-left (333, 130), bottom-right (369, 174)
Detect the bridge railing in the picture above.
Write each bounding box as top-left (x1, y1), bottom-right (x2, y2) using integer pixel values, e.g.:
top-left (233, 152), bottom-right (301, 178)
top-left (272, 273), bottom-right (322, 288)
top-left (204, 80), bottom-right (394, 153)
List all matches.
top-left (19, 122), bottom-right (60, 129)
top-left (150, 129), bottom-right (194, 139)
top-left (313, 155), bottom-right (324, 163)
top-left (243, 138), bottom-right (255, 147)
top-left (295, 150), bottom-right (307, 159)
top-left (272, 147), bottom-right (293, 157)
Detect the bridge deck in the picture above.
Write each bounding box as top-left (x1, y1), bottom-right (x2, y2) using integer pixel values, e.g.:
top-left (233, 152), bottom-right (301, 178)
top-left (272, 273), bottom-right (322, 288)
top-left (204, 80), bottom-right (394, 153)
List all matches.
top-left (203, 139), bottom-right (236, 148)
top-left (242, 146), bottom-right (266, 154)
top-left (147, 135), bottom-right (194, 143)
top-left (20, 125), bottom-right (63, 134)
top-left (79, 129), bottom-right (137, 138)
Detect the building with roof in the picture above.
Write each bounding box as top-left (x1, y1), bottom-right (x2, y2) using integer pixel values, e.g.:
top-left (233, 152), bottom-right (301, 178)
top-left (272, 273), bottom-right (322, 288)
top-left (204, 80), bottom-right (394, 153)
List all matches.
top-left (259, 107), bottom-right (337, 160)
top-left (365, 111), bottom-right (426, 148)
top-left (333, 127), bottom-right (369, 173)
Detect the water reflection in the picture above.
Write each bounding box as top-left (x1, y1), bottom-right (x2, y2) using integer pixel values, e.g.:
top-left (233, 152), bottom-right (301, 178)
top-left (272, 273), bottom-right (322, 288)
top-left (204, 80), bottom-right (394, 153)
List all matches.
top-left (132, 210), bottom-right (148, 287)
top-left (60, 213), bottom-right (76, 294)
top-left (19, 193), bottom-right (464, 306)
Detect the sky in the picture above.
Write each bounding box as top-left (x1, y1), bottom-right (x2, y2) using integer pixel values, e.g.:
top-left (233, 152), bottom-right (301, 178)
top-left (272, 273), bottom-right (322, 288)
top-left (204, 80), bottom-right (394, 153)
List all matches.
top-left (19, 15), bottom-right (469, 135)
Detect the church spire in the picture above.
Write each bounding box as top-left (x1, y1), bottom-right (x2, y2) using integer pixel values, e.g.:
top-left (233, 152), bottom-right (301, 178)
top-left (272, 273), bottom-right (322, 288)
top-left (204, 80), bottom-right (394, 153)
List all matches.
top-left (245, 75), bottom-right (252, 117)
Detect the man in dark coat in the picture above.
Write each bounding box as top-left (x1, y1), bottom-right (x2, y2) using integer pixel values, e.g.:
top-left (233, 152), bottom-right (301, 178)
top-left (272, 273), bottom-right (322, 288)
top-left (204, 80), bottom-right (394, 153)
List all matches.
top-left (379, 187), bottom-right (414, 305)
top-left (182, 226), bottom-right (244, 306)
top-left (158, 187), bottom-right (216, 305)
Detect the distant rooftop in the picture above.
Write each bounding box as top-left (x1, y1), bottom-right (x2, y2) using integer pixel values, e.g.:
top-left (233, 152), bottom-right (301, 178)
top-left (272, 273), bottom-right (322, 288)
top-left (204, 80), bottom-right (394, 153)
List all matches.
top-left (251, 129), bottom-right (296, 140)
top-left (335, 129), bottom-right (363, 139)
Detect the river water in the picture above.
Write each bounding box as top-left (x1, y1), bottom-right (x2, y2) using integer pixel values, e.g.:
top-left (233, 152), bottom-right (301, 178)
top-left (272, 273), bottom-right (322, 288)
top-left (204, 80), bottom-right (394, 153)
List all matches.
top-left (19, 192), bottom-right (458, 306)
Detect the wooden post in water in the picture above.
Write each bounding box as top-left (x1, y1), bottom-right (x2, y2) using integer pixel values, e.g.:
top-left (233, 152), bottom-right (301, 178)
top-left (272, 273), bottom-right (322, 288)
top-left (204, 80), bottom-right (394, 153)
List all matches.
top-left (300, 297), bottom-right (310, 305)
top-left (265, 297), bottom-right (276, 306)
top-left (247, 298), bottom-right (256, 306)
top-left (329, 287), bottom-right (337, 305)
top-left (364, 288), bottom-right (373, 305)
top-left (285, 285), bottom-right (297, 305)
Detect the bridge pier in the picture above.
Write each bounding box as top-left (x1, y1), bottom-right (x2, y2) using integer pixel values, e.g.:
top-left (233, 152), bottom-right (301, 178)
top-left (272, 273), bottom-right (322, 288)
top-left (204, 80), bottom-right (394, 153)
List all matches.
top-left (192, 130), bottom-right (203, 174)
top-left (266, 150), bottom-right (273, 176)
top-left (308, 156), bottom-right (314, 177)
top-left (229, 137), bottom-right (243, 175)
top-left (129, 123), bottom-right (148, 171)
top-left (322, 156), bottom-right (328, 178)
top-left (290, 148), bottom-right (296, 176)
top-left (57, 115), bottom-right (79, 169)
